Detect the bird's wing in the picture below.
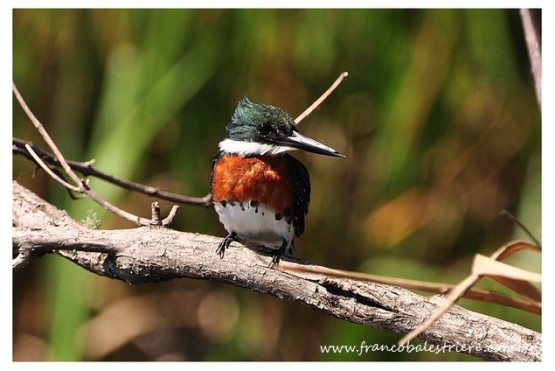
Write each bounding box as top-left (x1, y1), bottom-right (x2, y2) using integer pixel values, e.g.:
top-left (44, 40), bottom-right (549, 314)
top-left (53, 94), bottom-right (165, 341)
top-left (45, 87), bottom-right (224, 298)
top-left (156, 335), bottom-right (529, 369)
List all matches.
top-left (285, 154), bottom-right (311, 237)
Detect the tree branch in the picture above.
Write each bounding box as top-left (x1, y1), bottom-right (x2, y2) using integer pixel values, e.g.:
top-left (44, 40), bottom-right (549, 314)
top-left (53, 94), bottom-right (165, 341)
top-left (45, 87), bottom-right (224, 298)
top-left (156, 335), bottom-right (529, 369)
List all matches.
top-left (12, 181), bottom-right (541, 361)
top-left (13, 138), bottom-right (213, 207)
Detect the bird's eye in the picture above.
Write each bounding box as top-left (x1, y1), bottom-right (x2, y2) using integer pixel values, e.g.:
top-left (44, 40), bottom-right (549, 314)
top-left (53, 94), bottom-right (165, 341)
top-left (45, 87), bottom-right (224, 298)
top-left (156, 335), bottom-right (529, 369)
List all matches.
top-left (258, 123), bottom-right (273, 136)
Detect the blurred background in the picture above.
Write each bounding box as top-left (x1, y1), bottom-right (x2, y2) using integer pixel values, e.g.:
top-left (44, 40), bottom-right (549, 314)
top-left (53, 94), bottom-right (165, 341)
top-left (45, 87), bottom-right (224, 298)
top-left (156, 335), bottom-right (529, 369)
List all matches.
top-left (13, 9), bottom-right (541, 361)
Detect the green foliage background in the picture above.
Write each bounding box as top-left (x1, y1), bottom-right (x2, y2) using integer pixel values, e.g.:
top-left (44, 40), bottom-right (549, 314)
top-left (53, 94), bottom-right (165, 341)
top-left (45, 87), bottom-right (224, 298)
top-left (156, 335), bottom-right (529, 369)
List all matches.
top-left (13, 9), bottom-right (541, 361)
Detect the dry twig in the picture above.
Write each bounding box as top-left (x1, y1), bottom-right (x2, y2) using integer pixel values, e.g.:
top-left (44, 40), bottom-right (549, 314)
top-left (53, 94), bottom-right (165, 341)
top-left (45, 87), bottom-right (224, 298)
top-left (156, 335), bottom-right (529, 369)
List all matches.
top-left (13, 83), bottom-right (180, 226)
top-left (13, 138), bottom-right (212, 207)
top-left (295, 71), bottom-right (348, 124)
top-left (398, 241), bottom-right (541, 346)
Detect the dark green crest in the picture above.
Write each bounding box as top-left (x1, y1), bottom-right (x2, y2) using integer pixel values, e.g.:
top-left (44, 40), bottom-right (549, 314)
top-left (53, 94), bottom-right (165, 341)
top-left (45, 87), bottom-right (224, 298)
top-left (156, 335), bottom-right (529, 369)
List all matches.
top-left (226, 96), bottom-right (297, 143)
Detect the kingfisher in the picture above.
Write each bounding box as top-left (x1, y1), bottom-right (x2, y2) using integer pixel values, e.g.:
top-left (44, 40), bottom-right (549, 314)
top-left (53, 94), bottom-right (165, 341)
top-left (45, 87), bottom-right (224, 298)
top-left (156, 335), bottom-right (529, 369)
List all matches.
top-left (211, 96), bottom-right (344, 265)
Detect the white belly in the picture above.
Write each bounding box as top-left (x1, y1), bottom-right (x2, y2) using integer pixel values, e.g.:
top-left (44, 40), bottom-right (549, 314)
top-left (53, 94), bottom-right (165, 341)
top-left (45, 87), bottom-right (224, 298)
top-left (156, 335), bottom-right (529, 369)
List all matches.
top-left (214, 200), bottom-right (294, 250)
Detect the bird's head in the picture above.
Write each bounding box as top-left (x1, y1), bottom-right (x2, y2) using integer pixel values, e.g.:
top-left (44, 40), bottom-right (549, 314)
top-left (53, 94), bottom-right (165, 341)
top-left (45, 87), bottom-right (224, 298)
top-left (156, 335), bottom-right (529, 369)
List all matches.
top-left (218, 96), bottom-right (344, 158)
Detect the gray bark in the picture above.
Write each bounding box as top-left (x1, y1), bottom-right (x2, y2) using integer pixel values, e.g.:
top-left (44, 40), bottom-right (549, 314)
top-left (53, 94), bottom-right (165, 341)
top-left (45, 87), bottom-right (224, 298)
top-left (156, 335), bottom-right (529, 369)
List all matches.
top-left (12, 181), bottom-right (541, 361)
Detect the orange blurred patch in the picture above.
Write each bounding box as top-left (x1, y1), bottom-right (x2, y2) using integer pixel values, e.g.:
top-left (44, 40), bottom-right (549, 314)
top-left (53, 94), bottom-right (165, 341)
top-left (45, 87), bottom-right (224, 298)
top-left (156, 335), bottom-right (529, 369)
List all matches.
top-left (363, 189), bottom-right (431, 247)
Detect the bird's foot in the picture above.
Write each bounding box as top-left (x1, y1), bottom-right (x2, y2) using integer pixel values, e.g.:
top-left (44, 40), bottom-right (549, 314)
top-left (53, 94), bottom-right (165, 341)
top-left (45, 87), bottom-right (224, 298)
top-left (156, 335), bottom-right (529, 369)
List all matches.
top-left (268, 239), bottom-right (288, 268)
top-left (216, 232), bottom-right (237, 259)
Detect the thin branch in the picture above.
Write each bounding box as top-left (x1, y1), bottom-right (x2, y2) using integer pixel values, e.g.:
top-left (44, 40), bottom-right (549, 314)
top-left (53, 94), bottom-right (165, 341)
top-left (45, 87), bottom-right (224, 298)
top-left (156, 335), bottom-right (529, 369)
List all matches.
top-left (13, 83), bottom-right (180, 226)
top-left (162, 205), bottom-right (180, 226)
top-left (12, 181), bottom-right (541, 361)
top-left (500, 209), bottom-right (541, 246)
top-left (520, 9), bottom-right (541, 110)
top-left (398, 274), bottom-right (481, 346)
top-left (14, 70), bottom-right (349, 222)
top-left (13, 83), bottom-right (81, 185)
top-left (24, 143), bottom-right (80, 191)
top-left (295, 72), bottom-right (348, 124)
top-left (13, 138), bottom-right (212, 207)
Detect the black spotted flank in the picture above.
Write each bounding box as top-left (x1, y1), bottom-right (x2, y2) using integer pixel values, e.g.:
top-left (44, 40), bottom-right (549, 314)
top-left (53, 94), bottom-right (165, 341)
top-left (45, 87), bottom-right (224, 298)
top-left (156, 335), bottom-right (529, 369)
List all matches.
top-left (275, 213), bottom-right (283, 221)
top-left (284, 207), bottom-right (293, 217)
top-left (250, 200), bottom-right (259, 213)
top-left (221, 200), bottom-right (227, 207)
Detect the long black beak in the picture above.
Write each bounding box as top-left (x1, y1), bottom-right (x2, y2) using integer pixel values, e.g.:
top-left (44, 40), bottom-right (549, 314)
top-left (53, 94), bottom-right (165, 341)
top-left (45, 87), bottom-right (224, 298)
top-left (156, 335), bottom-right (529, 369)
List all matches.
top-left (276, 131), bottom-right (345, 158)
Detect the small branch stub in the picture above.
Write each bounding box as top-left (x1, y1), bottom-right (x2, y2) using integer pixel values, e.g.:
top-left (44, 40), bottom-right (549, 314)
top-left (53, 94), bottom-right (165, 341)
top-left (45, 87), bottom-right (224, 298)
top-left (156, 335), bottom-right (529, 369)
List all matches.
top-left (151, 202), bottom-right (162, 225)
top-left (149, 202), bottom-right (179, 227)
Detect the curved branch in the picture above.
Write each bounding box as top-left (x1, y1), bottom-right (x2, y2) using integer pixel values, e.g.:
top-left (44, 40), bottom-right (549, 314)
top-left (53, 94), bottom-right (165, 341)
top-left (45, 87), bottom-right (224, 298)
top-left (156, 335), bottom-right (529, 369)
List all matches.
top-left (12, 181), bottom-right (541, 361)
